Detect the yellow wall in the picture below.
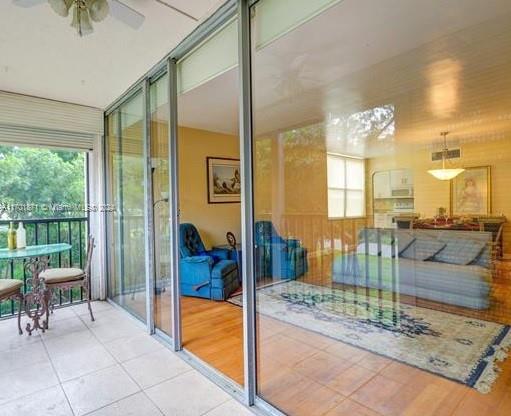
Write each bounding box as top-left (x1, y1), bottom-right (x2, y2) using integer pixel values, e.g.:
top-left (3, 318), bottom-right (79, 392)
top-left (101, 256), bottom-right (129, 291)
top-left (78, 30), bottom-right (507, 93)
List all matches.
top-left (254, 131), bottom-right (511, 255)
top-left (253, 131), bottom-right (370, 253)
top-left (367, 137), bottom-right (511, 253)
top-left (179, 126), bottom-right (241, 249)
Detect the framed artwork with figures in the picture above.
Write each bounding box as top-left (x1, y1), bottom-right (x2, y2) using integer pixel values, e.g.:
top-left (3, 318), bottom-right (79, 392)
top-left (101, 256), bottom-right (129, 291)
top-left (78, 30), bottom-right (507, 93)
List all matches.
top-left (450, 166), bottom-right (491, 216)
top-left (206, 157), bottom-right (241, 204)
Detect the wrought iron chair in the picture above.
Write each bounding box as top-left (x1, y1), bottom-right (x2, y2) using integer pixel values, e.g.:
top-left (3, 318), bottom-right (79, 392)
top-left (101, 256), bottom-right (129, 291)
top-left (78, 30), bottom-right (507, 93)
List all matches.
top-left (40, 236), bottom-right (95, 324)
top-left (0, 279), bottom-right (23, 334)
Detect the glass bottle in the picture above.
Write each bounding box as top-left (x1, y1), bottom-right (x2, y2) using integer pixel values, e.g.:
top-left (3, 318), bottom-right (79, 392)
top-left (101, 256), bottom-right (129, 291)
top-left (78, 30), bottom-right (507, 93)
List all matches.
top-left (7, 222), bottom-right (17, 250)
top-left (16, 221), bottom-right (26, 249)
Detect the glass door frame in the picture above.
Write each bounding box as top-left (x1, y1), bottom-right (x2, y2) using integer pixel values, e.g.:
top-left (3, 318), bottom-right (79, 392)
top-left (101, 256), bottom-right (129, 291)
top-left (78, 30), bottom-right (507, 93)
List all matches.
top-left (103, 0), bottom-right (281, 414)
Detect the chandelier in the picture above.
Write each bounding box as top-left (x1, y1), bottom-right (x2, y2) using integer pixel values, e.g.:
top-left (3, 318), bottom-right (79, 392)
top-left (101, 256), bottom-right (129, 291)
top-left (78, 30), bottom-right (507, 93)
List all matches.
top-left (49, 0), bottom-right (109, 36)
top-left (427, 131), bottom-right (465, 181)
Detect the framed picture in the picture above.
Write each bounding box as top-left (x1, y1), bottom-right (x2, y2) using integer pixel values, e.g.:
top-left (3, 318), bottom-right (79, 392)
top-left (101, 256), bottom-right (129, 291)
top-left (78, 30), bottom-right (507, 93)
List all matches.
top-left (206, 157), bottom-right (241, 204)
top-left (450, 166), bottom-right (491, 216)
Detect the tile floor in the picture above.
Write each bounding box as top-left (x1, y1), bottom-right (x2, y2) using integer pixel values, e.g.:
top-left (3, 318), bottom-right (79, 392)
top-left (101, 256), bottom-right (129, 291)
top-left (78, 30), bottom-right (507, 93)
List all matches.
top-left (0, 301), bottom-right (254, 416)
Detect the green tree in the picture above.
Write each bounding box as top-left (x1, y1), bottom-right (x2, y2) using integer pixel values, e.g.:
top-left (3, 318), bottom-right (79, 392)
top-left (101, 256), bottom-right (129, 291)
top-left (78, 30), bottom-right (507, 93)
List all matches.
top-left (0, 146), bottom-right (85, 219)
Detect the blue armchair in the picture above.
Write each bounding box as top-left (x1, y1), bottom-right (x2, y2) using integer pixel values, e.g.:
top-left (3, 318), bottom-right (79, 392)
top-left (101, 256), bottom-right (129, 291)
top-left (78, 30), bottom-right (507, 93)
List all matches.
top-left (179, 223), bottom-right (239, 300)
top-left (254, 221), bottom-right (308, 280)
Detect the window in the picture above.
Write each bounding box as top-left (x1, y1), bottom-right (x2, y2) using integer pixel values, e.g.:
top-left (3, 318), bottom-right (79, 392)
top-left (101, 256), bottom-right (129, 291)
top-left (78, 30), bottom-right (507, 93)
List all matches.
top-left (327, 154), bottom-right (365, 218)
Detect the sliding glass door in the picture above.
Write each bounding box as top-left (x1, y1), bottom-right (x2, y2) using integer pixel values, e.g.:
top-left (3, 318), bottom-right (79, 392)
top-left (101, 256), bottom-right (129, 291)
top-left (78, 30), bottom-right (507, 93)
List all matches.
top-left (150, 74), bottom-right (172, 336)
top-left (106, 91), bottom-right (147, 321)
top-left (249, 0), bottom-right (511, 414)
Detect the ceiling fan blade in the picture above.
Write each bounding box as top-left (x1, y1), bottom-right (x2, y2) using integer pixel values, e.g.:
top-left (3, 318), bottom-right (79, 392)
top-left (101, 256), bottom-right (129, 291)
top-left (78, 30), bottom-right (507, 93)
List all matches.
top-left (12, 0), bottom-right (45, 7)
top-left (108, 0), bottom-right (145, 29)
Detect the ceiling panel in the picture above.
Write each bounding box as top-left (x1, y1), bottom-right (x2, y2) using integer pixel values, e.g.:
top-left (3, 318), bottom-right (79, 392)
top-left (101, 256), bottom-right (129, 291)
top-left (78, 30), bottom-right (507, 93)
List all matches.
top-left (0, 0), bottom-right (226, 109)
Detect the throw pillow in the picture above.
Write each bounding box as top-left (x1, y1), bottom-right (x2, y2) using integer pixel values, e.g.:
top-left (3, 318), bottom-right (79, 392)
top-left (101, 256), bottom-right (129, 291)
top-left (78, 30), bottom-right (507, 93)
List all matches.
top-left (434, 238), bottom-right (486, 265)
top-left (394, 230), bottom-right (416, 255)
top-left (401, 235), bottom-right (445, 261)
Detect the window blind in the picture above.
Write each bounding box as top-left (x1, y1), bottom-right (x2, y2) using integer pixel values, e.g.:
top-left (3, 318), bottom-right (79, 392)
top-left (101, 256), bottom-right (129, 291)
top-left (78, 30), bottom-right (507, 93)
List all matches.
top-left (0, 91), bottom-right (103, 150)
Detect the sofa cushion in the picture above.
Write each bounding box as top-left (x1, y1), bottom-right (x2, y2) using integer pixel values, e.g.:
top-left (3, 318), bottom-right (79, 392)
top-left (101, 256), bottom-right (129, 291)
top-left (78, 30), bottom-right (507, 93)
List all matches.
top-left (471, 245), bottom-right (491, 268)
top-left (433, 236), bottom-right (486, 265)
top-left (401, 235), bottom-right (445, 261)
top-left (395, 230), bottom-right (416, 254)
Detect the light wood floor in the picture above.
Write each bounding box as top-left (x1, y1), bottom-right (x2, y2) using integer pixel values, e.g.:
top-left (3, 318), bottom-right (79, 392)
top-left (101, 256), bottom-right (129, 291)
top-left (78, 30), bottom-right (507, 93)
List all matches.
top-left (177, 258), bottom-right (511, 416)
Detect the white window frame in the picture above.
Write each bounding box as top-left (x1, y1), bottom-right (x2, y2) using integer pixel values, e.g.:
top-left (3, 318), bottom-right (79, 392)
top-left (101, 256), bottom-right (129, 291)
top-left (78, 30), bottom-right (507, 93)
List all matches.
top-left (327, 153), bottom-right (366, 219)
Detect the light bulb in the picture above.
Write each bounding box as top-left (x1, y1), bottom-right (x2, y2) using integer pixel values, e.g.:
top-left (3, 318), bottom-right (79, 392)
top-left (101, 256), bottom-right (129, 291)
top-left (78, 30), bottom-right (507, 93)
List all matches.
top-left (71, 6), bottom-right (93, 36)
top-left (89, 0), bottom-right (109, 22)
top-left (48, 0), bottom-right (73, 17)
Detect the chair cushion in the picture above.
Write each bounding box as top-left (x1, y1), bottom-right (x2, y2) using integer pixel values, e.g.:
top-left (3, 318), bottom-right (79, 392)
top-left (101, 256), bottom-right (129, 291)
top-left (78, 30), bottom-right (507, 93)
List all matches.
top-left (0, 279), bottom-right (23, 298)
top-left (40, 268), bottom-right (84, 284)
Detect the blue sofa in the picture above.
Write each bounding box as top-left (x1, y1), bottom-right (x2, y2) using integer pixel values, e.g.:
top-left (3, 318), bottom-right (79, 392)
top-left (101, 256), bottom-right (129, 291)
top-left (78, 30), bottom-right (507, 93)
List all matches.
top-left (332, 228), bottom-right (493, 309)
top-left (254, 221), bottom-right (308, 280)
top-left (179, 223), bottom-right (239, 300)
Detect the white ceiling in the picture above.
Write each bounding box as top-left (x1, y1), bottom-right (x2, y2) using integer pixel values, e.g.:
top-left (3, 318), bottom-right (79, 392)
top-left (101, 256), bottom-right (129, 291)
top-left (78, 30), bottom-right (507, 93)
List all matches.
top-left (0, 0), bottom-right (225, 109)
top-left (176, 0), bottom-right (511, 159)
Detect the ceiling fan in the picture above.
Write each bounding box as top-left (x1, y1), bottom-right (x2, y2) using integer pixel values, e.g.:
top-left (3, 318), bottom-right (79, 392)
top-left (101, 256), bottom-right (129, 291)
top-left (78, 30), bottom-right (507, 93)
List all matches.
top-left (13, 0), bottom-right (146, 36)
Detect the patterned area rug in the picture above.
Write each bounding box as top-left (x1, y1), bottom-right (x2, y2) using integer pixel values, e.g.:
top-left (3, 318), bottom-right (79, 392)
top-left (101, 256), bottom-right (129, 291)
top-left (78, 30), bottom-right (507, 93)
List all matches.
top-left (228, 281), bottom-right (511, 393)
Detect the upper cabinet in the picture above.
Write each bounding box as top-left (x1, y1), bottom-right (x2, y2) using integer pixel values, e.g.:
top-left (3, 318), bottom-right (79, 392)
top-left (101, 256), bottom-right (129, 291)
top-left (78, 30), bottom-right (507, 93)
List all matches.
top-left (373, 169), bottom-right (414, 199)
top-left (390, 169), bottom-right (413, 189)
top-left (373, 171), bottom-right (391, 199)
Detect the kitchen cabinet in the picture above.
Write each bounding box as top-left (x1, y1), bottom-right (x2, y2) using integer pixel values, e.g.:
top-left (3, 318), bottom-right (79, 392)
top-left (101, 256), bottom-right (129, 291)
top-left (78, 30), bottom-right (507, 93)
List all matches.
top-left (390, 169), bottom-right (413, 189)
top-left (373, 171), bottom-right (391, 199)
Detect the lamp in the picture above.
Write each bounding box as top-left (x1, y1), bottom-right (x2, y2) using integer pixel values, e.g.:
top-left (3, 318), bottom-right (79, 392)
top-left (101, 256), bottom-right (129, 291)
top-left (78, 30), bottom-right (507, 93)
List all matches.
top-left (427, 131), bottom-right (464, 181)
top-left (48, 0), bottom-right (73, 17)
top-left (71, 2), bottom-right (93, 36)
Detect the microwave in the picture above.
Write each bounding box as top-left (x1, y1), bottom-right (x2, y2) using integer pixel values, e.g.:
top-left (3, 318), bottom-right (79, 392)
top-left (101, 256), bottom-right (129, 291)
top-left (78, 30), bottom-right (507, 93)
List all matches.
top-left (391, 187), bottom-right (413, 197)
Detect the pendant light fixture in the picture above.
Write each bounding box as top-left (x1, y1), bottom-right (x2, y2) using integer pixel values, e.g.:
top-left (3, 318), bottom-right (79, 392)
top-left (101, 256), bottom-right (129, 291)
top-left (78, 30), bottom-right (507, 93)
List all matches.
top-left (427, 131), bottom-right (465, 180)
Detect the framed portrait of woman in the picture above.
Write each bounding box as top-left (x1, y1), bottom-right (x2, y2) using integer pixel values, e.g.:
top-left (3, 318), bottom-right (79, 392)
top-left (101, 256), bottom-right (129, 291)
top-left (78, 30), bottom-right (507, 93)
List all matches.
top-left (450, 166), bottom-right (491, 216)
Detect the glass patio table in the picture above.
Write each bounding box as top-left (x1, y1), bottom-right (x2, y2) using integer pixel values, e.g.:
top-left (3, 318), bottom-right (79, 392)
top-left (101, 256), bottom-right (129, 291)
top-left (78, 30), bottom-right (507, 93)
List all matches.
top-left (0, 243), bottom-right (71, 335)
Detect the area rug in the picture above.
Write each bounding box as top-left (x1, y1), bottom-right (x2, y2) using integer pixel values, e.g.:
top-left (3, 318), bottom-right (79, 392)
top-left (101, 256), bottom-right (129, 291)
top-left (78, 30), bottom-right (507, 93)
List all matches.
top-left (228, 281), bottom-right (511, 393)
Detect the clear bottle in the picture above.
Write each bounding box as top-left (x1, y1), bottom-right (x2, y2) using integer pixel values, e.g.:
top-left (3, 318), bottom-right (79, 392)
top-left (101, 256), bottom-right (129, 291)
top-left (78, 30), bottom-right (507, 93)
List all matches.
top-left (7, 222), bottom-right (17, 250)
top-left (16, 221), bottom-right (26, 249)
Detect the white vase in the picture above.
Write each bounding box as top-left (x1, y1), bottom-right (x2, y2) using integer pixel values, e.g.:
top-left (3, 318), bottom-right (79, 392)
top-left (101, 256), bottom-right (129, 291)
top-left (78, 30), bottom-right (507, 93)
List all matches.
top-left (17, 222), bottom-right (26, 249)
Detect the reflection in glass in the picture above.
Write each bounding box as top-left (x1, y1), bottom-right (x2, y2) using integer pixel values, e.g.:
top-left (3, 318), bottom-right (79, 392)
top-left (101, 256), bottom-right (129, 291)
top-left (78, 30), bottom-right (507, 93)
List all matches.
top-left (150, 74), bottom-right (172, 335)
top-left (106, 91), bottom-right (147, 321)
top-left (251, 0), bottom-right (511, 413)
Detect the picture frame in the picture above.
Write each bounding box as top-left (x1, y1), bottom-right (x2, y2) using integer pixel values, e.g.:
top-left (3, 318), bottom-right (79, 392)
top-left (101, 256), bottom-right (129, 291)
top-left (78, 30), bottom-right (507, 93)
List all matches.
top-left (206, 157), bottom-right (241, 204)
top-left (450, 166), bottom-right (491, 216)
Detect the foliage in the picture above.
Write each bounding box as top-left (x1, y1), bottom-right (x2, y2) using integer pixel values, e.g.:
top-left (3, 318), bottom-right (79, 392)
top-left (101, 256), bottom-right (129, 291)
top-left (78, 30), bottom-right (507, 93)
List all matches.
top-left (0, 146), bottom-right (85, 219)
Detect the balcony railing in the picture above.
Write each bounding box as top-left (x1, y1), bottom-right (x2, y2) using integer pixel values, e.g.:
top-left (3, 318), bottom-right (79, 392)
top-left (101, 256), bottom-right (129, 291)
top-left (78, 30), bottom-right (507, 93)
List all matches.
top-left (0, 217), bottom-right (88, 318)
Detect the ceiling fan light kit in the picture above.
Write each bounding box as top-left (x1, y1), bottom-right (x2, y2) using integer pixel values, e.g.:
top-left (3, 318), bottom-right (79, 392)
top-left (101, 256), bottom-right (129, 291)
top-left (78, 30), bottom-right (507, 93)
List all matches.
top-left (14, 0), bottom-right (197, 35)
top-left (48, 0), bottom-right (110, 36)
top-left (48, 0), bottom-right (73, 17)
top-left (71, 2), bottom-right (94, 36)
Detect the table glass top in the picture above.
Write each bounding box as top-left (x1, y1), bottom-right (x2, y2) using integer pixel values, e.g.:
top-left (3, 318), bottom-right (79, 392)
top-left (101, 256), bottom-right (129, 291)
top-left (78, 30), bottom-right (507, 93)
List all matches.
top-left (0, 243), bottom-right (72, 260)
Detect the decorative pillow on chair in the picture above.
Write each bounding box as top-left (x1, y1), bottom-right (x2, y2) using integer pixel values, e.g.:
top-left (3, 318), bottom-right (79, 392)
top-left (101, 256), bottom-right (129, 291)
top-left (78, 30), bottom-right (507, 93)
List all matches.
top-left (433, 238), bottom-right (486, 265)
top-left (401, 235), bottom-right (445, 261)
